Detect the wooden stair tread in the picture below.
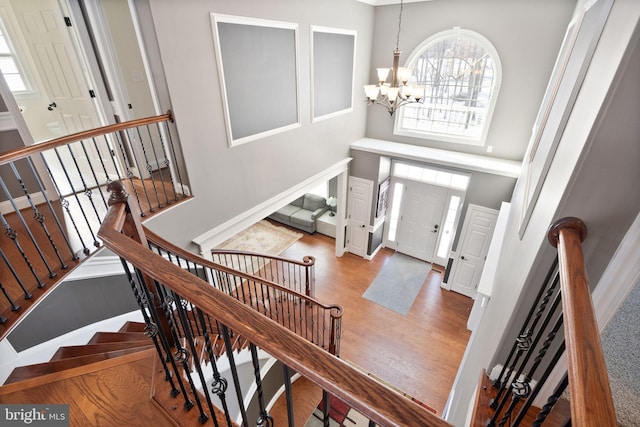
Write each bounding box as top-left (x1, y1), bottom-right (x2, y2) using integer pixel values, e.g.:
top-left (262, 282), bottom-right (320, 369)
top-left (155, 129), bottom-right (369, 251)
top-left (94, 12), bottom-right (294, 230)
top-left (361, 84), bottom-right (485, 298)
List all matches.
top-left (50, 341), bottom-right (153, 361)
top-left (119, 321), bottom-right (148, 333)
top-left (5, 347), bottom-right (150, 385)
top-left (88, 331), bottom-right (148, 344)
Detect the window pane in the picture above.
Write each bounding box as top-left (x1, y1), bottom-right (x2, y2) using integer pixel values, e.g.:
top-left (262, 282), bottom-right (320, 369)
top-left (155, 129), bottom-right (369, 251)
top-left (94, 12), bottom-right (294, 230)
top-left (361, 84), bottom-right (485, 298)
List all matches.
top-left (396, 29), bottom-right (500, 145)
top-left (0, 56), bottom-right (19, 73)
top-left (3, 73), bottom-right (25, 92)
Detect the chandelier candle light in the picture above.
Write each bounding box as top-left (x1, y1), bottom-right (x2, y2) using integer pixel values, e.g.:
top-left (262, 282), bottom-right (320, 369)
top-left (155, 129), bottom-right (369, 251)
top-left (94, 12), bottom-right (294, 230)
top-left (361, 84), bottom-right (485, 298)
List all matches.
top-left (364, 0), bottom-right (425, 116)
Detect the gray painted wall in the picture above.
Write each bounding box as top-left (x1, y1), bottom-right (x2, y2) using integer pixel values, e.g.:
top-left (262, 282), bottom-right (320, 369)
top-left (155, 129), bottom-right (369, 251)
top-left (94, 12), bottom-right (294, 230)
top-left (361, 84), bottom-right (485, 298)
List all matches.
top-left (7, 275), bottom-right (139, 352)
top-left (366, 0), bottom-right (576, 161)
top-left (143, 0), bottom-right (374, 250)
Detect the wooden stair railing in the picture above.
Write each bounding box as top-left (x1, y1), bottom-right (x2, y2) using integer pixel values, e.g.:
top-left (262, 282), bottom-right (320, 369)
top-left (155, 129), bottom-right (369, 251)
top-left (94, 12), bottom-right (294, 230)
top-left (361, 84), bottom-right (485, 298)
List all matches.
top-left (548, 217), bottom-right (617, 426)
top-left (0, 112), bottom-right (189, 337)
top-left (99, 181), bottom-right (448, 426)
top-left (144, 226), bottom-right (343, 356)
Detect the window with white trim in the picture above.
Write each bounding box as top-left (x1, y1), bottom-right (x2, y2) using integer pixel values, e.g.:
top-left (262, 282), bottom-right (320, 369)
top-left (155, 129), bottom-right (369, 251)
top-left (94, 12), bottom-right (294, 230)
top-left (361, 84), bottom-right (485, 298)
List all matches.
top-left (395, 28), bottom-right (501, 146)
top-left (0, 17), bottom-right (30, 93)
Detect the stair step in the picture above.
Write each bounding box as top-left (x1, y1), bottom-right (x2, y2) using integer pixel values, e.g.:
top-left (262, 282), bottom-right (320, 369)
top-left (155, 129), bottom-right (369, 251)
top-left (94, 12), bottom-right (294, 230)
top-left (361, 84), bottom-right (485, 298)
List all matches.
top-left (5, 348), bottom-right (150, 385)
top-left (119, 321), bottom-right (148, 333)
top-left (88, 331), bottom-right (147, 344)
top-left (50, 341), bottom-right (153, 361)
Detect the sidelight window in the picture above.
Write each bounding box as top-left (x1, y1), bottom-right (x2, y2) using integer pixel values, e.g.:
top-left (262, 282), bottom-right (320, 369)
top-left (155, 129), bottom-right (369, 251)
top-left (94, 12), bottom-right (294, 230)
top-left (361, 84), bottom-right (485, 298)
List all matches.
top-left (0, 18), bottom-right (31, 93)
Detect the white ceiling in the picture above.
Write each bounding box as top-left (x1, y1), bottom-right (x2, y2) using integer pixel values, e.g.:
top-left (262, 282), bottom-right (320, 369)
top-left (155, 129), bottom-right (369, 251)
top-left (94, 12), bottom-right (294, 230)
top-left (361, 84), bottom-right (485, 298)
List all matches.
top-left (354, 0), bottom-right (432, 6)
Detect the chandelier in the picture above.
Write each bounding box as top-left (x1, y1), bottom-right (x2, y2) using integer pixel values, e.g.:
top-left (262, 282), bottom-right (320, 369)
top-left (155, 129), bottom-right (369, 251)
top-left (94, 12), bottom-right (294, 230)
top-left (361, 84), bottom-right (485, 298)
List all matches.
top-left (364, 0), bottom-right (425, 116)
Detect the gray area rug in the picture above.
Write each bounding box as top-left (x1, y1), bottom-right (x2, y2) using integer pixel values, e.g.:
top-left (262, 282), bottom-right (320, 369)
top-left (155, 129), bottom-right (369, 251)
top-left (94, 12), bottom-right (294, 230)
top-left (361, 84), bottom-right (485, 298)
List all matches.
top-left (362, 252), bottom-right (430, 316)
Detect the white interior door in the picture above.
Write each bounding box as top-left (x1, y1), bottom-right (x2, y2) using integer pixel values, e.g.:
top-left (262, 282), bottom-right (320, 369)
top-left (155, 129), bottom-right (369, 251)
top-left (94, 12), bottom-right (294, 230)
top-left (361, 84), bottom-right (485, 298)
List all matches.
top-left (449, 204), bottom-right (498, 297)
top-left (10, 0), bottom-right (117, 192)
top-left (346, 177), bottom-right (372, 258)
top-left (394, 180), bottom-right (447, 263)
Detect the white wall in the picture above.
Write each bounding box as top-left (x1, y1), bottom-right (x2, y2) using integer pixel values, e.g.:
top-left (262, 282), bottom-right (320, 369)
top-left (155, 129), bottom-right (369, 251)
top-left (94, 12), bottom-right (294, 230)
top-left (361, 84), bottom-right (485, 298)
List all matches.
top-left (366, 0), bottom-right (576, 161)
top-left (446, 1), bottom-right (640, 425)
top-left (143, 0), bottom-right (374, 250)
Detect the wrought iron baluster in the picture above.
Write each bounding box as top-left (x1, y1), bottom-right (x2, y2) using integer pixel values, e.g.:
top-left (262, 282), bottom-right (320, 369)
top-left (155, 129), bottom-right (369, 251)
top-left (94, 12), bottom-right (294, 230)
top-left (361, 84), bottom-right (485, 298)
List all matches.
top-left (78, 140), bottom-right (108, 209)
top-left (249, 344), bottom-right (273, 427)
top-left (0, 247), bottom-right (34, 297)
top-left (134, 270), bottom-right (193, 410)
top-left (220, 323), bottom-right (250, 427)
top-left (163, 118), bottom-right (187, 196)
top-left (120, 258), bottom-right (178, 395)
top-left (65, 144), bottom-right (102, 225)
top-left (196, 308), bottom-right (228, 427)
top-left (532, 374), bottom-right (569, 427)
top-left (0, 177), bottom-right (57, 278)
top-left (0, 281), bottom-right (20, 313)
top-left (38, 154), bottom-right (89, 255)
top-left (52, 147), bottom-right (100, 249)
top-left (282, 364), bottom-right (295, 427)
top-left (126, 127), bottom-right (155, 212)
top-left (145, 124), bottom-right (170, 206)
top-left (171, 291), bottom-right (212, 424)
top-left (114, 130), bottom-right (145, 215)
top-left (0, 212), bottom-right (45, 287)
top-left (9, 163), bottom-right (67, 269)
top-left (154, 122), bottom-right (179, 203)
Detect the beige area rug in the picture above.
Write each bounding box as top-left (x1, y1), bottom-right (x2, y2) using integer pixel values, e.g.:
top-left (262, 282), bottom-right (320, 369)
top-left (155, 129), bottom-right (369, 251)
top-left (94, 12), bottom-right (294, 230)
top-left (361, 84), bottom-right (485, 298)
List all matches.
top-left (216, 220), bottom-right (303, 255)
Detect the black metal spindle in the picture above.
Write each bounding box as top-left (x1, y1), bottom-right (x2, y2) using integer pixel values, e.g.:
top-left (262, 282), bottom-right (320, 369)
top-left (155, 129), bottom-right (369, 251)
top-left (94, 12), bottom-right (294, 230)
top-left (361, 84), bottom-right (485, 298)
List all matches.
top-left (197, 308), bottom-right (229, 427)
top-left (282, 364), bottom-right (295, 427)
top-left (163, 118), bottom-right (187, 196)
top-left (489, 290), bottom-right (563, 426)
top-left (26, 157), bottom-right (78, 260)
top-left (145, 124), bottom-right (170, 206)
top-left (172, 291), bottom-right (212, 424)
top-left (53, 147), bottom-right (100, 248)
top-left (0, 281), bottom-right (20, 312)
top-left (39, 154), bottom-right (90, 255)
top-left (136, 125), bottom-right (162, 208)
top-left (120, 258), bottom-right (178, 394)
top-left (249, 344), bottom-right (273, 427)
top-left (65, 144), bottom-right (102, 225)
top-left (0, 177), bottom-right (56, 278)
top-left (78, 140), bottom-right (109, 209)
top-left (154, 122), bottom-right (179, 203)
top-left (114, 130), bottom-right (145, 215)
top-left (0, 212), bottom-right (45, 287)
top-left (126, 128), bottom-right (155, 212)
top-left (0, 247), bottom-right (33, 298)
top-left (93, 136), bottom-right (119, 183)
top-left (9, 163), bottom-right (67, 269)
top-left (134, 269), bottom-right (193, 410)
top-left (220, 323), bottom-right (249, 427)
top-left (532, 374), bottom-right (569, 427)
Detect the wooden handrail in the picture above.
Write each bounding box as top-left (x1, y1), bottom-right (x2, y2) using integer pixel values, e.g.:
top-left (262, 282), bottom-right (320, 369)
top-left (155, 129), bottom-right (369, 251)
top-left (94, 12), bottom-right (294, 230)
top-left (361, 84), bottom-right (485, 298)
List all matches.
top-left (0, 111), bottom-right (173, 166)
top-left (144, 227), bottom-right (339, 314)
top-left (98, 188), bottom-right (448, 426)
top-left (548, 217), bottom-right (617, 427)
top-left (211, 248), bottom-right (316, 269)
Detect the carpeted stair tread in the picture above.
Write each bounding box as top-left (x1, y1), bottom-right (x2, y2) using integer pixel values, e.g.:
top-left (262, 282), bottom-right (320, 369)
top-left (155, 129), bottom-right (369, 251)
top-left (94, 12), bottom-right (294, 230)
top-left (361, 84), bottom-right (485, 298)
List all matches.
top-left (50, 341), bottom-right (153, 361)
top-left (88, 331), bottom-right (148, 344)
top-left (118, 321), bottom-right (148, 333)
top-left (4, 348), bottom-right (150, 385)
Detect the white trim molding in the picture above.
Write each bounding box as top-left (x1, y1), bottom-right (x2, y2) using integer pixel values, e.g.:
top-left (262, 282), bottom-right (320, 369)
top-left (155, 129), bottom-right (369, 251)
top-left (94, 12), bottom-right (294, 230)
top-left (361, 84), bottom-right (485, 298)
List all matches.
top-left (0, 111), bottom-right (16, 131)
top-left (193, 158), bottom-right (352, 256)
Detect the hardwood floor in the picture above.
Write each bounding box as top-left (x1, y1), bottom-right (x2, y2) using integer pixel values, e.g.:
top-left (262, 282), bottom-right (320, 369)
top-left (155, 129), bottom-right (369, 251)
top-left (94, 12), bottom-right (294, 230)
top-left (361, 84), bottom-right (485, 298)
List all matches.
top-left (272, 223), bottom-right (474, 420)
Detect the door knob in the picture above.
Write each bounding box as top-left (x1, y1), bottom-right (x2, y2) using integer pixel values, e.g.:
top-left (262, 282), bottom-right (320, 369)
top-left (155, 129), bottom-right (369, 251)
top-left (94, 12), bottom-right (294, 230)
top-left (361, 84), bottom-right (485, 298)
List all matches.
top-left (47, 102), bottom-right (57, 111)
top-left (461, 255), bottom-right (466, 260)
top-left (360, 224), bottom-right (366, 228)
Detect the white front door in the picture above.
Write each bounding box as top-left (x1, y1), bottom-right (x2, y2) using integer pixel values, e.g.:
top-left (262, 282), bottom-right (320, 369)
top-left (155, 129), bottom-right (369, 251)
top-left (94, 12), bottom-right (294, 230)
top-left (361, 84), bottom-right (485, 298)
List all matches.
top-left (346, 177), bottom-right (372, 258)
top-left (394, 180), bottom-right (447, 263)
top-left (449, 204), bottom-right (498, 298)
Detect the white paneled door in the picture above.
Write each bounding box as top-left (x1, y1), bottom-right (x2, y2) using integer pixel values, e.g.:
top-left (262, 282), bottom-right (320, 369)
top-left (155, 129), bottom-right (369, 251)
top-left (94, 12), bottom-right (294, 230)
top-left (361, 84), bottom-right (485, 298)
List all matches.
top-left (346, 177), bottom-right (372, 258)
top-left (450, 204), bottom-right (498, 298)
top-left (394, 180), bottom-right (447, 263)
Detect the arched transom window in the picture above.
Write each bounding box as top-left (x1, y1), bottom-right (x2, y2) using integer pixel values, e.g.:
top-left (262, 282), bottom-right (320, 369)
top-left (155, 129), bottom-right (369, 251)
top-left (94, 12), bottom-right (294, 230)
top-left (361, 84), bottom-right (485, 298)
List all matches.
top-left (395, 28), bottom-right (502, 146)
